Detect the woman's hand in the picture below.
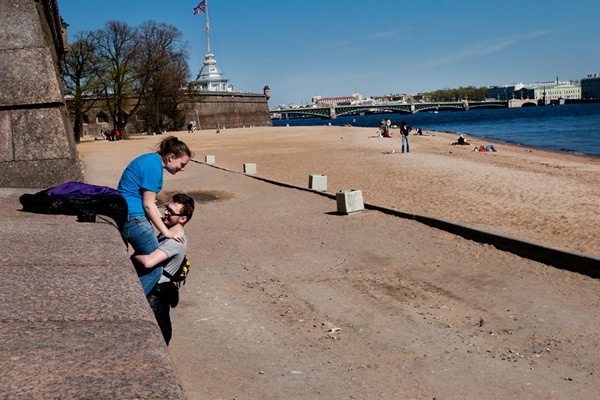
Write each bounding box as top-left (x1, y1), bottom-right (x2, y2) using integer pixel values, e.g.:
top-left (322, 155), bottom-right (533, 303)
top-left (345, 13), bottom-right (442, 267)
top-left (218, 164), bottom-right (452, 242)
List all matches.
top-left (165, 229), bottom-right (186, 243)
top-left (142, 189), bottom-right (172, 238)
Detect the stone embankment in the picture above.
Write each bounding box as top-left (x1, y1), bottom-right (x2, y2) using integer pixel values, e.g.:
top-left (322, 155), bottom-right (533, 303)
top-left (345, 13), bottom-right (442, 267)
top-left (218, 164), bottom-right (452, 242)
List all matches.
top-left (0, 188), bottom-right (185, 399)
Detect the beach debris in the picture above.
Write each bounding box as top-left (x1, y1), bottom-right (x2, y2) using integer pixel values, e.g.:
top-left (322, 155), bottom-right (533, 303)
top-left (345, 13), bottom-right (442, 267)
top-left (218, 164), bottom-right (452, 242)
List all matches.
top-left (328, 327), bottom-right (341, 333)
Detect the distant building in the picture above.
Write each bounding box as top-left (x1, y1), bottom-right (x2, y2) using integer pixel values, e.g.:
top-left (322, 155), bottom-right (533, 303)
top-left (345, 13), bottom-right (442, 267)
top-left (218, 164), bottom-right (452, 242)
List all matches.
top-left (487, 84), bottom-right (523, 100)
top-left (487, 79), bottom-right (579, 100)
top-left (193, 53), bottom-right (234, 92)
top-left (521, 84), bottom-right (581, 101)
top-left (312, 93), bottom-right (362, 105)
top-left (581, 74), bottom-right (600, 99)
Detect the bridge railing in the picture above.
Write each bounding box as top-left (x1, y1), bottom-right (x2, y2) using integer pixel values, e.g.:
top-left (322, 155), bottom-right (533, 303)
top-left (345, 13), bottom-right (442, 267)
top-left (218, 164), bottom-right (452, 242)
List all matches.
top-left (271, 100), bottom-right (509, 119)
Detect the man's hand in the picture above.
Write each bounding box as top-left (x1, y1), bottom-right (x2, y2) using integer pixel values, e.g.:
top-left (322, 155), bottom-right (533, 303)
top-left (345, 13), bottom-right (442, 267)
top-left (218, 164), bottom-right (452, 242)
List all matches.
top-left (131, 249), bottom-right (169, 269)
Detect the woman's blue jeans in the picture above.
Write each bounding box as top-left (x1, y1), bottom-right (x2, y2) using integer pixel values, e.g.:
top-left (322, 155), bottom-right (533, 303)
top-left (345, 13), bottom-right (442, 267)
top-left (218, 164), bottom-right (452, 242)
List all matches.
top-left (402, 135), bottom-right (410, 153)
top-left (121, 215), bottom-right (162, 295)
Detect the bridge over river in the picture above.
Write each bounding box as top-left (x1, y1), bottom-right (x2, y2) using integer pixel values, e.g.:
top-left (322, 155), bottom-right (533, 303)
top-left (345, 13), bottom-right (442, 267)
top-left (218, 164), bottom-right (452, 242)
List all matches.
top-left (270, 99), bottom-right (537, 119)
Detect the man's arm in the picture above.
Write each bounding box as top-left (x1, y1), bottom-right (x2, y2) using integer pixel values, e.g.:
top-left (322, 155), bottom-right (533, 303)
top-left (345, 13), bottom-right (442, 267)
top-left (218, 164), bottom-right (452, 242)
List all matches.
top-left (132, 248), bottom-right (169, 269)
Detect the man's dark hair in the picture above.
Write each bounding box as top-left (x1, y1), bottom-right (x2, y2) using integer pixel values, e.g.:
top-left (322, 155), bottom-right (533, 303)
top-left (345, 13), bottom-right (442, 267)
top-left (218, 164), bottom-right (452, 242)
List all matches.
top-left (172, 193), bottom-right (195, 223)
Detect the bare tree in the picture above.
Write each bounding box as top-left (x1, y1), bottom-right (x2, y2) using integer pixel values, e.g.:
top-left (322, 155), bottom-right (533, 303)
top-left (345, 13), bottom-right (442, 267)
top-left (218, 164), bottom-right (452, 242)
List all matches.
top-left (61, 31), bottom-right (102, 143)
top-left (135, 21), bottom-right (190, 133)
top-left (93, 21), bottom-right (141, 135)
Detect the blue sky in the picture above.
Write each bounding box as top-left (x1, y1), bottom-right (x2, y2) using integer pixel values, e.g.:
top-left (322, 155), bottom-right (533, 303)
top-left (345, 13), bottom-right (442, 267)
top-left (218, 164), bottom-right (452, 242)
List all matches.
top-left (57, 0), bottom-right (600, 107)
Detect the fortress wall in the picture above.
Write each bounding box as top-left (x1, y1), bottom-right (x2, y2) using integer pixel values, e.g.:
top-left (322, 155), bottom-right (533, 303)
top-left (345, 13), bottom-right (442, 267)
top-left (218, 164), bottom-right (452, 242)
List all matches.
top-left (183, 92), bottom-right (272, 131)
top-left (74, 91), bottom-right (272, 137)
top-left (0, 0), bottom-right (82, 188)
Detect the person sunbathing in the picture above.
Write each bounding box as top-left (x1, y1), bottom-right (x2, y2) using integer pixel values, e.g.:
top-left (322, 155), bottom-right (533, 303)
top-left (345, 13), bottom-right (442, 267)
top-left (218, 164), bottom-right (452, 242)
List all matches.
top-left (452, 134), bottom-right (470, 145)
top-left (473, 144), bottom-right (497, 152)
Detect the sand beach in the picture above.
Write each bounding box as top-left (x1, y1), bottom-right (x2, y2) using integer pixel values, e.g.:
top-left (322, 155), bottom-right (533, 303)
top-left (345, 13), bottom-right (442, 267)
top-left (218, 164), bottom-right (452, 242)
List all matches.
top-left (78, 127), bottom-right (600, 399)
top-left (116, 125), bottom-right (599, 257)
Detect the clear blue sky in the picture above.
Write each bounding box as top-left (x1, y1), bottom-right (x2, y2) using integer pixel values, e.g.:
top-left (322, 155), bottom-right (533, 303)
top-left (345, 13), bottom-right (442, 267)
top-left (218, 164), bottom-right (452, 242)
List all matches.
top-left (57, 0), bottom-right (600, 107)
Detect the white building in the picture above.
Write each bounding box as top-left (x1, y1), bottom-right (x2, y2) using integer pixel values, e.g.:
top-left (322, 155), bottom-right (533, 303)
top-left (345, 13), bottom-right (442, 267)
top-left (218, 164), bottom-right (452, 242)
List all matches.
top-left (193, 53), bottom-right (234, 92)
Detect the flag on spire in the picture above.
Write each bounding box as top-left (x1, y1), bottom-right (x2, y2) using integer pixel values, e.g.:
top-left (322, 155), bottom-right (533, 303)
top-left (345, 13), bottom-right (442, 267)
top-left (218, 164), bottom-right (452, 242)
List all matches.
top-left (194, 1), bottom-right (206, 14)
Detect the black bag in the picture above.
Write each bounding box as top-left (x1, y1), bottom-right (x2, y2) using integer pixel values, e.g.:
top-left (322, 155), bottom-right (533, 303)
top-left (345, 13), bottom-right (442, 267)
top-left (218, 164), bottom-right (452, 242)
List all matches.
top-left (19, 182), bottom-right (127, 230)
top-left (163, 256), bottom-right (190, 285)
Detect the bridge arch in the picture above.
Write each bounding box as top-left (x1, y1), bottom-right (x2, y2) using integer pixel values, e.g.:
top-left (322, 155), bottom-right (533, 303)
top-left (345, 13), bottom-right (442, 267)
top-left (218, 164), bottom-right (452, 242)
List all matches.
top-left (508, 99), bottom-right (538, 108)
top-left (521, 101), bottom-right (538, 107)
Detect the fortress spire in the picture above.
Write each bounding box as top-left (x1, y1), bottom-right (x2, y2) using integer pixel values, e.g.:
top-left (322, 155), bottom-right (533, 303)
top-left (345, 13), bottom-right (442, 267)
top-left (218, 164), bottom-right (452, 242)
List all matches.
top-left (193, 0), bottom-right (233, 92)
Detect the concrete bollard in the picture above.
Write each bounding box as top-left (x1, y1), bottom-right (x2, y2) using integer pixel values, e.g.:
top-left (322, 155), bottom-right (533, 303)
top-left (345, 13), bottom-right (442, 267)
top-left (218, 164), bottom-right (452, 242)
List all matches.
top-left (336, 190), bottom-right (364, 215)
top-left (244, 163), bottom-right (257, 175)
top-left (309, 174), bottom-right (327, 192)
top-left (205, 155), bottom-right (215, 165)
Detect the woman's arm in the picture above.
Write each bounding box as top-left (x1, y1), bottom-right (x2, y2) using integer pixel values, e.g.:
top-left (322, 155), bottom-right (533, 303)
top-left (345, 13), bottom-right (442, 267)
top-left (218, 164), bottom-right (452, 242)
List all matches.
top-left (142, 190), bottom-right (185, 242)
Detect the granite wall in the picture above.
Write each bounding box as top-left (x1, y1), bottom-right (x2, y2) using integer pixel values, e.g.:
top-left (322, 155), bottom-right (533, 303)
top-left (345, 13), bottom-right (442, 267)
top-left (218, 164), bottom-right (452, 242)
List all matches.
top-left (182, 92), bottom-right (272, 131)
top-left (72, 91), bottom-right (272, 137)
top-left (0, 0), bottom-right (83, 188)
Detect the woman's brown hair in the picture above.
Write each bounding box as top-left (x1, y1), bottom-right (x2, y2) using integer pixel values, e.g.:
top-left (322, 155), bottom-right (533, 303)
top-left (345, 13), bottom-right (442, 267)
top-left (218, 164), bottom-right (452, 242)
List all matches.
top-left (157, 136), bottom-right (192, 162)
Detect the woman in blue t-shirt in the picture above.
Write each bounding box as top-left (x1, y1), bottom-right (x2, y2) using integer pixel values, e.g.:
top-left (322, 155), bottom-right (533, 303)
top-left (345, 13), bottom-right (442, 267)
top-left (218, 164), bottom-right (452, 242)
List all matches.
top-left (117, 136), bottom-right (192, 295)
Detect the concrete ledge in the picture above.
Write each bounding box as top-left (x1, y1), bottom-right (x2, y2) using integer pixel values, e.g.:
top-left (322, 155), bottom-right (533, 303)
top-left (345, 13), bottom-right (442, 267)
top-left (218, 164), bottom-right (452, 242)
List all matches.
top-left (365, 203), bottom-right (600, 279)
top-left (192, 159), bottom-right (600, 279)
top-left (0, 189), bottom-right (185, 399)
top-left (0, 320), bottom-right (182, 399)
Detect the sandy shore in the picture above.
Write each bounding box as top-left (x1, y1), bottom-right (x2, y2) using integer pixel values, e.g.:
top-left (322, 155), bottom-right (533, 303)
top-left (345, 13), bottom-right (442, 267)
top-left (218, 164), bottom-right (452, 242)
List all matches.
top-left (77, 130), bottom-right (600, 399)
top-left (90, 126), bottom-right (598, 257)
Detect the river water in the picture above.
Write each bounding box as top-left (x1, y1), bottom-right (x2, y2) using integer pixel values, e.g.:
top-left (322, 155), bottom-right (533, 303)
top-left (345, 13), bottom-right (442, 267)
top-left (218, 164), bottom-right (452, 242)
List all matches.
top-left (272, 102), bottom-right (600, 157)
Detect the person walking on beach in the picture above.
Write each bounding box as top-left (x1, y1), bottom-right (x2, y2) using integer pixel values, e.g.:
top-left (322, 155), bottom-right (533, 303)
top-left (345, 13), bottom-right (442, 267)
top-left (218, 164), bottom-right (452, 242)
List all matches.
top-left (132, 193), bottom-right (195, 345)
top-left (117, 136), bottom-right (192, 295)
top-left (400, 121), bottom-right (410, 153)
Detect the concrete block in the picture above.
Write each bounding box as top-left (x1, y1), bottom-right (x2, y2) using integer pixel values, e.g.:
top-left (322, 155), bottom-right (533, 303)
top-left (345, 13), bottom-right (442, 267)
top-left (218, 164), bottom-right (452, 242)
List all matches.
top-left (336, 190), bottom-right (364, 215)
top-left (244, 163), bottom-right (257, 175)
top-left (309, 174), bottom-right (327, 191)
top-left (205, 155), bottom-right (215, 165)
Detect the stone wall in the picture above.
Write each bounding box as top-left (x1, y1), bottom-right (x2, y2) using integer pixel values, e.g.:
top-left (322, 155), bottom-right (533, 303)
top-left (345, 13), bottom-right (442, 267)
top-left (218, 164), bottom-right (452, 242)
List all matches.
top-left (0, 0), bottom-right (82, 188)
top-left (72, 91), bottom-right (272, 137)
top-left (1, 188), bottom-right (186, 398)
top-left (181, 91), bottom-right (272, 131)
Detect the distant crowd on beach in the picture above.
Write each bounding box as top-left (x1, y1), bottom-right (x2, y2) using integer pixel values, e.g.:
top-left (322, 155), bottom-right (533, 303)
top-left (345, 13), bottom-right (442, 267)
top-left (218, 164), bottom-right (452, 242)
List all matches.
top-left (369, 117), bottom-right (499, 155)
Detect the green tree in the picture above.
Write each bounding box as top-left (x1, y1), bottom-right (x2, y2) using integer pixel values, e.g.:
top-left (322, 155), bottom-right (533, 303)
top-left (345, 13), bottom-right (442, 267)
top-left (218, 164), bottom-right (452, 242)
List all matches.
top-left (424, 86), bottom-right (488, 102)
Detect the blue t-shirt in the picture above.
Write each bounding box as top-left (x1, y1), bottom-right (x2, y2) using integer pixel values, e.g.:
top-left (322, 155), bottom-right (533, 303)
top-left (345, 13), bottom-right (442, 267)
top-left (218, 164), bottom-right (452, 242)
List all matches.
top-left (117, 152), bottom-right (163, 216)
